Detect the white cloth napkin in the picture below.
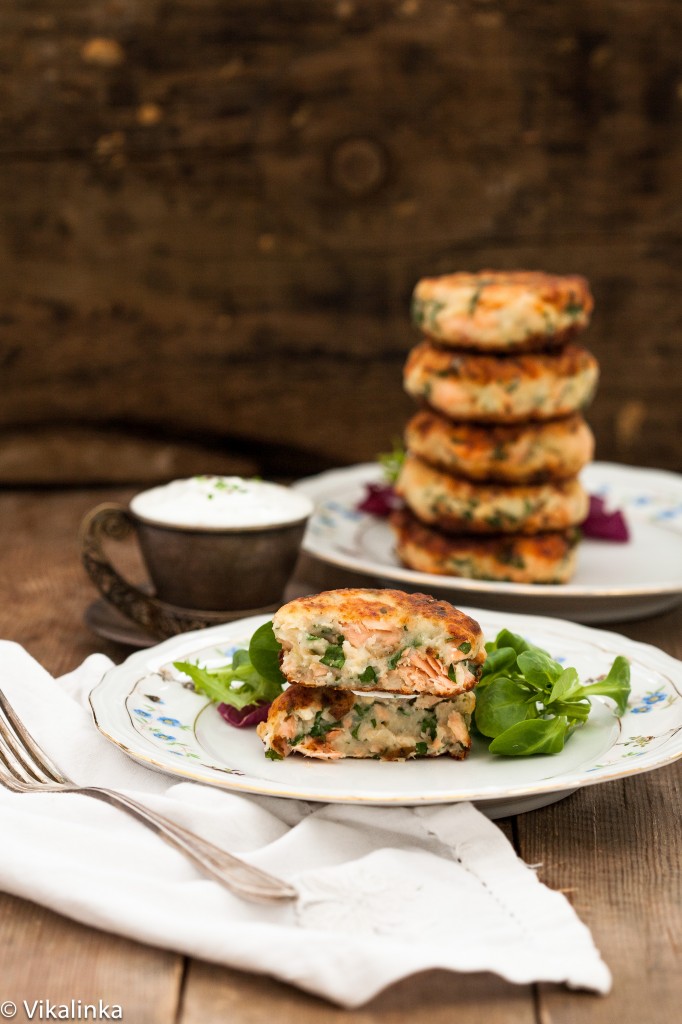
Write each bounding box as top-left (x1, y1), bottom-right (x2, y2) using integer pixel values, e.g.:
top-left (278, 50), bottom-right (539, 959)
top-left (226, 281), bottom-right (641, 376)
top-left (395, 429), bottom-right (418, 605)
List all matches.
top-left (0, 640), bottom-right (611, 1006)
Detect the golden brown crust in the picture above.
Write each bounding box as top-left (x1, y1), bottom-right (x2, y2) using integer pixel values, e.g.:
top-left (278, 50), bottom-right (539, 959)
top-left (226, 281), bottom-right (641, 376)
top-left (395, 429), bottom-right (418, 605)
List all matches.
top-left (403, 342), bottom-right (599, 423)
top-left (390, 508), bottom-right (581, 584)
top-left (395, 453), bottom-right (589, 535)
top-left (411, 270), bottom-right (593, 351)
top-left (275, 587), bottom-right (483, 647)
top-left (405, 341), bottom-right (596, 385)
top-left (405, 409), bottom-right (595, 483)
top-left (269, 684), bottom-right (355, 722)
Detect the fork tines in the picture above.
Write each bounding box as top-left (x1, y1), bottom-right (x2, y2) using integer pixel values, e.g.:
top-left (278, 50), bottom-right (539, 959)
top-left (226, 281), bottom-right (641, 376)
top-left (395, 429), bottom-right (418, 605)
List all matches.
top-left (0, 689), bottom-right (67, 788)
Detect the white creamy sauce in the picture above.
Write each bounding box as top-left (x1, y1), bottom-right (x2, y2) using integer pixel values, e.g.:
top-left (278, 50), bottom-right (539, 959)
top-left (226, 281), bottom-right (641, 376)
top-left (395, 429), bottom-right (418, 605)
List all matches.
top-left (130, 475), bottom-right (313, 529)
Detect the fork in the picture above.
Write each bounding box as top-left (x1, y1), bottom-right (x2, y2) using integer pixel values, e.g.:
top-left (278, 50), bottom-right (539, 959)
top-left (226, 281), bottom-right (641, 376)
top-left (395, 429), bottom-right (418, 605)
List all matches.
top-left (0, 689), bottom-right (297, 904)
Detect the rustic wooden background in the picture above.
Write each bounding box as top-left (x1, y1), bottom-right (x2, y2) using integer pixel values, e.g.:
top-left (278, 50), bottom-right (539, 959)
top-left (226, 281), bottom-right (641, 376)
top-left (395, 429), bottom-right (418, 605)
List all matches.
top-left (0, 0), bottom-right (680, 484)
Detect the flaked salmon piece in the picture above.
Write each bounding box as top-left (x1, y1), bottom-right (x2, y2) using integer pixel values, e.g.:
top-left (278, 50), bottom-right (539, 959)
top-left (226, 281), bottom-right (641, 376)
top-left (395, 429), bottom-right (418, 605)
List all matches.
top-left (344, 621), bottom-right (403, 650)
top-left (402, 649), bottom-right (448, 678)
top-left (276, 717), bottom-right (298, 741)
top-left (391, 649), bottom-right (479, 696)
top-left (309, 662), bottom-right (330, 678)
top-left (447, 711), bottom-right (471, 748)
top-left (392, 671), bottom-right (452, 697)
top-left (394, 649), bottom-right (450, 692)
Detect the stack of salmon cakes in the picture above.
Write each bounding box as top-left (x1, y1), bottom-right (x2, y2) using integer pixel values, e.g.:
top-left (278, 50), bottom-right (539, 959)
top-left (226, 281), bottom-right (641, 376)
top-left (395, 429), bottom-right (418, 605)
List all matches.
top-left (391, 270), bottom-right (599, 584)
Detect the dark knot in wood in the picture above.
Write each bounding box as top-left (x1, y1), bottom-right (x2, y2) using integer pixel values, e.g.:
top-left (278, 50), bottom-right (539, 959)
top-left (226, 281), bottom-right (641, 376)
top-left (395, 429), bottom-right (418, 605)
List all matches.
top-left (329, 137), bottom-right (388, 196)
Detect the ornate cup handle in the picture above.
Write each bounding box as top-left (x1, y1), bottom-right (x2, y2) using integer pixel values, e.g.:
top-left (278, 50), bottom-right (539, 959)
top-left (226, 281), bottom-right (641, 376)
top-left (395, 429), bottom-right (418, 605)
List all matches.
top-left (79, 504), bottom-right (214, 639)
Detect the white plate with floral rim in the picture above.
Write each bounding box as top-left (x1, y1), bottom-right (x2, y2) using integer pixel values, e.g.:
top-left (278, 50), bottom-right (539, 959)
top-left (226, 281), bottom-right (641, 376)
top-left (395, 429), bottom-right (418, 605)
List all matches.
top-left (89, 608), bottom-right (682, 818)
top-left (292, 461), bottom-right (682, 624)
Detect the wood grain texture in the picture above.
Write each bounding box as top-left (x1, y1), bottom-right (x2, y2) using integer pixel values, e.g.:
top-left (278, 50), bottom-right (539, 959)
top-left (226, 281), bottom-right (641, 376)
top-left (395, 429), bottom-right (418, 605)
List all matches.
top-left (0, 893), bottom-right (182, 1024)
top-left (518, 765), bottom-right (682, 1024)
top-left (0, 488), bottom-right (140, 672)
top-left (0, 488), bottom-right (680, 1023)
top-left (0, 1), bottom-right (680, 480)
top-left (0, 426), bottom-right (259, 485)
top-left (517, 606), bottom-right (682, 1024)
top-left (0, 486), bottom-right (535, 1022)
top-left (178, 961), bottom-right (535, 1024)
top-left (0, 485), bottom-right (675, 1015)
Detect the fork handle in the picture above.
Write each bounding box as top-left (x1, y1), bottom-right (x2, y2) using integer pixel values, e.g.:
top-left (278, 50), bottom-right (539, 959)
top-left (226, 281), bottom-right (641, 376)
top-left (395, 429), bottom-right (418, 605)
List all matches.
top-left (67, 785), bottom-right (297, 903)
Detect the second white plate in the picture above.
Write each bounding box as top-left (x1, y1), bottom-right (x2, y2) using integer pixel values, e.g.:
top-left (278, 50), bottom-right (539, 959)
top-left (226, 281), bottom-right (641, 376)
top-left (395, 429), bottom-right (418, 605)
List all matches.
top-left (294, 461), bottom-right (682, 623)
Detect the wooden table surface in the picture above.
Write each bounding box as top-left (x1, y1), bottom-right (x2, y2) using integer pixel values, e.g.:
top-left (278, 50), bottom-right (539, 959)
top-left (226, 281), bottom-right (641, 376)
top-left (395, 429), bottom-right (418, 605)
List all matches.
top-left (1, 487), bottom-right (680, 1024)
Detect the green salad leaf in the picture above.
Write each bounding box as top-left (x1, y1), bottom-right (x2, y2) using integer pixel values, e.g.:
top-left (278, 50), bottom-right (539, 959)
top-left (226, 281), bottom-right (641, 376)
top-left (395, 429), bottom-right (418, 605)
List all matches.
top-left (475, 676), bottom-right (539, 738)
top-left (488, 716), bottom-right (570, 756)
top-left (571, 655), bottom-right (632, 716)
top-left (174, 620), bottom-right (285, 711)
top-left (475, 629), bottom-right (631, 756)
top-left (248, 620), bottom-right (287, 687)
top-left (378, 440), bottom-right (406, 484)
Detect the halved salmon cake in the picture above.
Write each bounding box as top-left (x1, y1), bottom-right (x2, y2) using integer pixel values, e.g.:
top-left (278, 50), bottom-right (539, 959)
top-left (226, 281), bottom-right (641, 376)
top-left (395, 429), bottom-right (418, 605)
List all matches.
top-left (411, 270), bottom-right (593, 351)
top-left (403, 342), bottom-right (599, 423)
top-left (390, 508), bottom-right (581, 584)
top-left (272, 588), bottom-right (485, 696)
top-left (395, 453), bottom-right (589, 534)
top-left (257, 685), bottom-right (475, 761)
top-left (405, 409), bottom-right (595, 483)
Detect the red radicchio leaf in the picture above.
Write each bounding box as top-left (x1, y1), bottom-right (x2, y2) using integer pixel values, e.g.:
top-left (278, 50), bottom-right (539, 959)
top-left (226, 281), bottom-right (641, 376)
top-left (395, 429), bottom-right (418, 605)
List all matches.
top-left (217, 702), bottom-right (271, 728)
top-left (356, 483), bottom-right (404, 518)
top-left (582, 495), bottom-right (630, 542)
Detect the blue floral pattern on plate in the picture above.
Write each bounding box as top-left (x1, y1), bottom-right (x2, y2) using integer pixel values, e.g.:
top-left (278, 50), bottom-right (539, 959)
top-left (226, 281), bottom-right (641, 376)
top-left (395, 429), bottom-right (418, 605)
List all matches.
top-left (124, 635), bottom-right (256, 775)
top-left (82, 602), bottom-right (682, 818)
top-left (295, 462), bottom-right (682, 624)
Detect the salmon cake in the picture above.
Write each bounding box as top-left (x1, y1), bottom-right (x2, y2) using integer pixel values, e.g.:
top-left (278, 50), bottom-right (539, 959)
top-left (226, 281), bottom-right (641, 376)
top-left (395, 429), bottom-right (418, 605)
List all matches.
top-left (411, 270), bottom-right (593, 351)
top-left (257, 685), bottom-right (475, 761)
top-left (403, 342), bottom-right (599, 423)
top-left (272, 588), bottom-right (485, 696)
top-left (390, 508), bottom-right (581, 584)
top-left (395, 453), bottom-right (589, 535)
top-left (405, 409), bottom-right (595, 483)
